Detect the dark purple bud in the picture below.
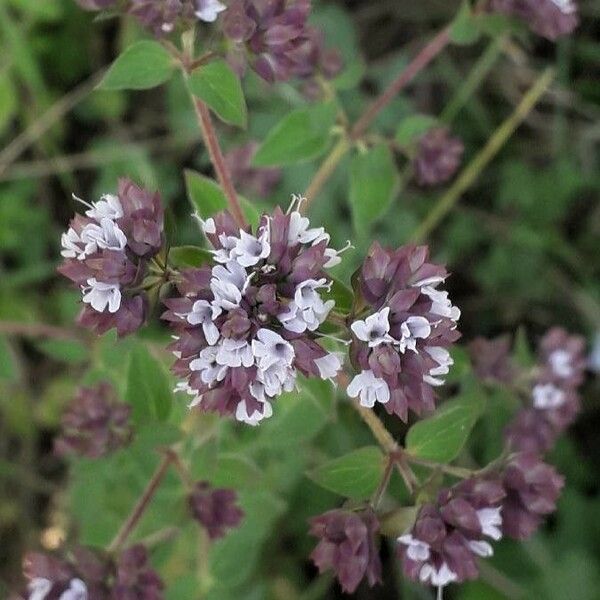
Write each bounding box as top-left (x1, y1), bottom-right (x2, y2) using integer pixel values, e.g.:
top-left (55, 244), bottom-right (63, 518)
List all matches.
top-left (309, 508), bottom-right (382, 594)
top-left (54, 382), bottom-right (132, 459)
top-left (412, 127), bottom-right (464, 187)
top-left (468, 335), bottom-right (515, 384)
top-left (113, 545), bottom-right (164, 600)
top-left (188, 481), bottom-right (244, 539)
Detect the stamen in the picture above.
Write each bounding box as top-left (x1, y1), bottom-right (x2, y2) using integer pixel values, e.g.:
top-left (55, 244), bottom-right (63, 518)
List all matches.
top-left (72, 193), bottom-right (93, 210)
top-left (286, 193), bottom-right (306, 214)
top-left (337, 240), bottom-right (354, 254)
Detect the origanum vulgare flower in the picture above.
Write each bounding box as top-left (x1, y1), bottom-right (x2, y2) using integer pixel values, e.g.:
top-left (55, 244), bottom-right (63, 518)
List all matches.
top-left (348, 243), bottom-right (460, 421)
top-left (21, 546), bottom-right (111, 600)
top-left (58, 179), bottom-right (164, 337)
top-left (398, 478), bottom-right (505, 590)
top-left (499, 452), bottom-right (564, 540)
top-left (221, 0), bottom-right (342, 83)
top-left (163, 197), bottom-right (347, 425)
top-left (188, 481), bottom-right (244, 539)
top-left (54, 382), bottom-right (132, 459)
top-left (468, 335), bottom-right (515, 384)
top-left (309, 508), bottom-right (382, 594)
top-left (412, 127), bottom-right (464, 187)
top-left (489, 0), bottom-right (578, 40)
top-left (112, 545), bottom-right (164, 600)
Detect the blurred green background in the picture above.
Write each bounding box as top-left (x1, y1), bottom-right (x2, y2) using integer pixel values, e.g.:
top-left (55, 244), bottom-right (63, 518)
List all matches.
top-left (1, 0), bottom-right (599, 598)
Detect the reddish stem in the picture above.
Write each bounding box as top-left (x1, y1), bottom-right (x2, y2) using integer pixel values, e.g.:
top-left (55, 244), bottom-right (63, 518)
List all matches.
top-left (351, 27), bottom-right (451, 140)
top-left (192, 98), bottom-right (247, 229)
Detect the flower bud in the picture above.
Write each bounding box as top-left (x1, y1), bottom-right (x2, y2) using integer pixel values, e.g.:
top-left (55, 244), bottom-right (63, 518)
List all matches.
top-left (188, 481), bottom-right (244, 539)
top-left (412, 127), bottom-right (464, 187)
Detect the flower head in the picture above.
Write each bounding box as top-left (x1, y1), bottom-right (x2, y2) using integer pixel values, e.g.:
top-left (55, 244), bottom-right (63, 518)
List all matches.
top-left (112, 545), bottom-right (164, 600)
top-left (348, 243), bottom-right (460, 421)
top-left (188, 481), bottom-right (244, 539)
top-left (58, 179), bottom-right (164, 337)
top-left (309, 508), bottom-right (382, 594)
top-left (412, 127), bottom-right (464, 187)
top-left (54, 382), bottom-right (132, 459)
top-left (163, 199), bottom-right (344, 425)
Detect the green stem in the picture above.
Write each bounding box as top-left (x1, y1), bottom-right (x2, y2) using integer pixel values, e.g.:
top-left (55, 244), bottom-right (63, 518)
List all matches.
top-left (404, 455), bottom-right (475, 479)
top-left (410, 67), bottom-right (555, 242)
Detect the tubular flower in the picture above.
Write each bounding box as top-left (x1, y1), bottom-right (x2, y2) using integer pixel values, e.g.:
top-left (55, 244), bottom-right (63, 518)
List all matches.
top-left (58, 179), bottom-right (164, 337)
top-left (412, 127), bottom-right (464, 187)
top-left (163, 198), bottom-right (346, 426)
top-left (398, 478), bottom-right (505, 592)
top-left (221, 0), bottom-right (342, 83)
top-left (499, 452), bottom-right (564, 540)
top-left (309, 508), bottom-right (382, 594)
top-left (188, 481), bottom-right (244, 539)
top-left (54, 382), bottom-right (132, 459)
top-left (489, 0), bottom-right (578, 40)
top-left (348, 243), bottom-right (461, 421)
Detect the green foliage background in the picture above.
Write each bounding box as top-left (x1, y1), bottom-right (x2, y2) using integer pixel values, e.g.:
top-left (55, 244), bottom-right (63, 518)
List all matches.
top-left (1, 0), bottom-right (599, 598)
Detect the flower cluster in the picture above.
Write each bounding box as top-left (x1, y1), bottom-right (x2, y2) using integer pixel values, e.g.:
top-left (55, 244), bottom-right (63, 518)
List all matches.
top-left (222, 0), bottom-right (343, 83)
top-left (468, 335), bottom-right (515, 384)
top-left (58, 179), bottom-right (164, 337)
top-left (504, 327), bottom-right (585, 454)
top-left (398, 478), bottom-right (504, 590)
top-left (224, 141), bottom-right (282, 198)
top-left (54, 382), bottom-right (132, 459)
top-left (75, 0), bottom-right (226, 35)
top-left (347, 243), bottom-right (461, 421)
top-left (188, 481), bottom-right (244, 539)
top-left (489, 0), bottom-right (579, 40)
top-left (163, 198), bottom-right (346, 425)
top-left (309, 508), bottom-right (382, 594)
top-left (18, 544), bottom-right (164, 600)
top-left (412, 127), bottom-right (464, 188)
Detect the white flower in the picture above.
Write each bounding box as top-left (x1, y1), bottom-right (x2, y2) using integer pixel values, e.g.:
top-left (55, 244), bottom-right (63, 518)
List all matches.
top-left (477, 507), bottom-right (503, 541)
top-left (190, 346), bottom-right (229, 385)
top-left (351, 307), bottom-right (394, 347)
top-left (61, 227), bottom-right (86, 260)
top-left (314, 353), bottom-right (343, 381)
top-left (195, 0), bottom-right (227, 22)
top-left (398, 534), bottom-right (431, 561)
top-left (80, 218), bottom-right (127, 255)
top-left (233, 229), bottom-right (270, 267)
top-left (58, 578), bottom-right (87, 600)
top-left (532, 383), bottom-right (566, 409)
top-left (347, 370), bottom-right (390, 407)
top-left (212, 233), bottom-right (239, 264)
top-left (252, 328), bottom-right (295, 370)
top-left (548, 349), bottom-right (573, 378)
top-left (28, 578), bottom-right (52, 600)
top-left (422, 285), bottom-right (461, 323)
top-left (423, 346), bottom-right (454, 386)
top-left (81, 278), bottom-right (121, 313)
top-left (323, 240), bottom-right (353, 269)
top-left (419, 562), bottom-right (458, 587)
top-left (84, 194), bottom-right (123, 221)
top-left (252, 362), bottom-right (296, 399)
top-left (235, 397), bottom-right (273, 426)
top-left (193, 214), bottom-right (216, 235)
top-left (279, 279), bottom-right (334, 333)
top-left (397, 316), bottom-right (432, 353)
top-left (210, 261), bottom-right (252, 312)
top-left (468, 540), bottom-right (494, 557)
top-left (186, 299), bottom-right (220, 345)
top-left (215, 337), bottom-right (254, 368)
top-left (287, 211), bottom-right (330, 246)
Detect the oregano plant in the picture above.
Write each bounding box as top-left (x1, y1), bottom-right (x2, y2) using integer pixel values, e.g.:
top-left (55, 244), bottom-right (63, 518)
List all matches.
top-left (12, 0), bottom-right (587, 599)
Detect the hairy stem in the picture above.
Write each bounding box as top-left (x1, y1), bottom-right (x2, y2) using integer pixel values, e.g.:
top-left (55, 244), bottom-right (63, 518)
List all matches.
top-left (404, 455), bottom-right (474, 479)
top-left (352, 402), bottom-right (397, 453)
top-left (108, 450), bottom-right (175, 553)
top-left (371, 454), bottom-right (395, 509)
top-left (411, 67), bottom-right (555, 242)
top-left (191, 97), bottom-right (247, 228)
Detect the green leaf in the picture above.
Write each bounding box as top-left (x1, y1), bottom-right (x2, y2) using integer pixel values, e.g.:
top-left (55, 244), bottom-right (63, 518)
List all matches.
top-left (395, 114), bottom-right (438, 146)
top-left (253, 102), bottom-right (337, 166)
top-left (0, 336), bottom-right (17, 380)
top-left (36, 339), bottom-right (88, 364)
top-left (169, 245), bottom-right (212, 268)
top-left (450, 1), bottom-right (481, 46)
top-left (125, 345), bottom-right (173, 424)
top-left (326, 275), bottom-right (354, 315)
top-left (184, 169), bottom-right (260, 228)
top-left (188, 59), bottom-right (247, 127)
top-left (98, 41), bottom-right (175, 91)
top-left (349, 145), bottom-right (399, 233)
top-left (308, 446), bottom-right (385, 500)
top-left (514, 326), bottom-right (535, 368)
top-left (406, 389), bottom-right (485, 463)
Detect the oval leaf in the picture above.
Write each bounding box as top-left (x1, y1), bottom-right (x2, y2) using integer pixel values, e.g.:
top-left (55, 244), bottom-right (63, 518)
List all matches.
top-left (99, 41), bottom-right (174, 90)
top-left (395, 114), bottom-right (438, 146)
top-left (405, 389), bottom-right (485, 463)
top-left (308, 446), bottom-right (385, 500)
top-left (253, 102), bottom-right (336, 166)
top-left (189, 59), bottom-right (247, 128)
top-left (168, 245), bottom-right (212, 268)
top-left (350, 144), bottom-right (399, 234)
